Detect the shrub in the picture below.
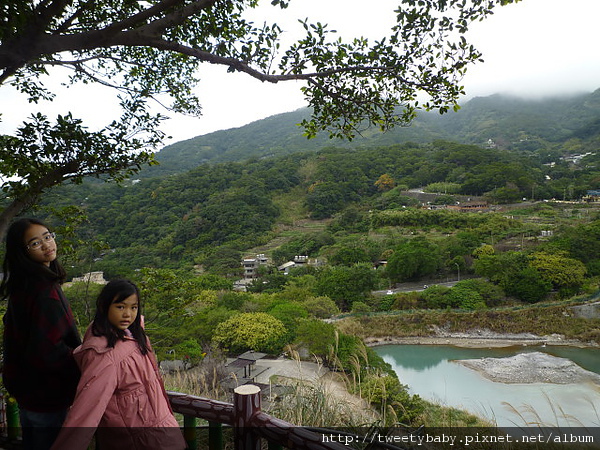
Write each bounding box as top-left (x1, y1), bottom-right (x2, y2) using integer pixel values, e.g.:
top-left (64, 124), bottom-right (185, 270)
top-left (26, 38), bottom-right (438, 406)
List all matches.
top-left (303, 296), bottom-right (340, 319)
top-left (503, 267), bottom-right (552, 304)
top-left (351, 301), bottom-right (372, 314)
top-left (392, 291), bottom-right (422, 310)
top-left (216, 291), bottom-right (253, 310)
top-left (447, 286), bottom-right (486, 310)
top-left (453, 279), bottom-right (505, 307)
top-left (421, 285), bottom-right (452, 309)
top-left (212, 312), bottom-right (287, 354)
top-left (294, 319), bottom-right (336, 358)
top-left (173, 338), bottom-right (205, 366)
top-left (268, 302), bottom-right (309, 341)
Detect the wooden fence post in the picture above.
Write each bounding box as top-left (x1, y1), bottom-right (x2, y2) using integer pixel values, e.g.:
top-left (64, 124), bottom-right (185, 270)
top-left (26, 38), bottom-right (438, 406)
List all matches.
top-left (233, 384), bottom-right (261, 450)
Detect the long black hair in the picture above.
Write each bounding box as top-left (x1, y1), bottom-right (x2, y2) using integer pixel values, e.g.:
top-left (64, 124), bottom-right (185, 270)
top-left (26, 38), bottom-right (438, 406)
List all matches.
top-left (0, 218), bottom-right (66, 298)
top-left (92, 279), bottom-right (149, 355)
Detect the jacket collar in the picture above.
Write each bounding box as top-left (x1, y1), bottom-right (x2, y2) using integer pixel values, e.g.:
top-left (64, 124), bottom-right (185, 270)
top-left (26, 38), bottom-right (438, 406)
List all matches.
top-left (75, 324), bottom-right (135, 355)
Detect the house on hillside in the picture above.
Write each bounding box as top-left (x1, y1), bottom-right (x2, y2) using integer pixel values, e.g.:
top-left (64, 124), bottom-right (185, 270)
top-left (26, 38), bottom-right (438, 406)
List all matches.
top-left (277, 255), bottom-right (316, 274)
top-left (277, 261), bottom-right (296, 274)
top-left (562, 152), bottom-right (595, 165)
top-left (447, 201), bottom-right (489, 212)
top-left (485, 138), bottom-right (497, 149)
top-left (70, 271), bottom-right (107, 284)
top-left (583, 190), bottom-right (600, 202)
top-left (242, 253), bottom-right (268, 279)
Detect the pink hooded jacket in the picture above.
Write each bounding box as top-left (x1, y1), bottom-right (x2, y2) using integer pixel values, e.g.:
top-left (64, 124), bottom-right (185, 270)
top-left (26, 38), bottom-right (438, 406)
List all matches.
top-left (51, 327), bottom-right (186, 450)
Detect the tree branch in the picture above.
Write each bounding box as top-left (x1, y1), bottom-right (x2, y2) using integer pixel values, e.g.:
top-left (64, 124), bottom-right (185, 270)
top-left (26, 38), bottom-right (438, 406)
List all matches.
top-left (136, 0), bottom-right (217, 36)
top-left (106, 32), bottom-right (426, 88)
top-left (35, 0), bottom-right (74, 33)
top-left (100, 0), bottom-right (188, 35)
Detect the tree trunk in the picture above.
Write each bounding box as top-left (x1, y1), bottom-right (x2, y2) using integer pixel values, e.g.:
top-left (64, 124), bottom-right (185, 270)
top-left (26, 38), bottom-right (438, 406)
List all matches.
top-left (0, 195), bottom-right (37, 242)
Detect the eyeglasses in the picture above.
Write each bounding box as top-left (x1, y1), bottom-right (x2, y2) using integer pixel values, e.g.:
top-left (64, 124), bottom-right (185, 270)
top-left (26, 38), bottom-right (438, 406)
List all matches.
top-left (26, 232), bottom-right (56, 250)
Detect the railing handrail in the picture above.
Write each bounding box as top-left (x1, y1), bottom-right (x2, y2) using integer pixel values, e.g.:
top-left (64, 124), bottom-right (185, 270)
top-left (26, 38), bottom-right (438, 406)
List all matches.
top-left (167, 386), bottom-right (347, 450)
top-left (1, 388), bottom-right (349, 449)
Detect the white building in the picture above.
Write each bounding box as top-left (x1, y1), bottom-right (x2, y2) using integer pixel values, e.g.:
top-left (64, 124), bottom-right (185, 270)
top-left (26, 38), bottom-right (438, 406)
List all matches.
top-left (242, 254), bottom-right (268, 279)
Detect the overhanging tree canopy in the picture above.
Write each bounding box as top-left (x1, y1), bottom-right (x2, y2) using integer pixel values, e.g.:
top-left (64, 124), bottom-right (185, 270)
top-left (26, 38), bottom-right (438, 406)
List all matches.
top-left (0, 0), bottom-right (518, 237)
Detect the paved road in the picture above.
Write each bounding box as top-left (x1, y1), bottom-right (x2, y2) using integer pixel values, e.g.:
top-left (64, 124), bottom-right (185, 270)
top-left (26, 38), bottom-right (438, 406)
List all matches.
top-left (373, 279), bottom-right (460, 296)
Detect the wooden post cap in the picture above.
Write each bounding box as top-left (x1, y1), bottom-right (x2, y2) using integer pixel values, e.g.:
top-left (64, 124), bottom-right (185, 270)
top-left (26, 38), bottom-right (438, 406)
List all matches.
top-left (233, 384), bottom-right (261, 395)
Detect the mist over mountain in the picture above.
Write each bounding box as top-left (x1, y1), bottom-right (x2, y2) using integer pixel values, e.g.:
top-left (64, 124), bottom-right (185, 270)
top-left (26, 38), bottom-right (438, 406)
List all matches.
top-left (146, 89), bottom-right (600, 177)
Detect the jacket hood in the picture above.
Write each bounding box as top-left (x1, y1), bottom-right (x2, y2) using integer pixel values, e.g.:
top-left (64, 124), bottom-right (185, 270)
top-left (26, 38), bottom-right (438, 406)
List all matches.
top-left (74, 325), bottom-right (135, 357)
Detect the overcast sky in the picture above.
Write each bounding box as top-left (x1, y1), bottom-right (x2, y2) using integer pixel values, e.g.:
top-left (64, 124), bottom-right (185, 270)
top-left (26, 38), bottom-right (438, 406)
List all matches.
top-left (1, 0), bottom-right (599, 145)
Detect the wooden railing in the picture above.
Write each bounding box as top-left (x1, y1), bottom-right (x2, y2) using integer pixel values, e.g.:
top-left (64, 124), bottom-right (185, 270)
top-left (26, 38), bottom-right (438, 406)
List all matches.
top-left (168, 384), bottom-right (347, 450)
top-left (1, 386), bottom-right (348, 450)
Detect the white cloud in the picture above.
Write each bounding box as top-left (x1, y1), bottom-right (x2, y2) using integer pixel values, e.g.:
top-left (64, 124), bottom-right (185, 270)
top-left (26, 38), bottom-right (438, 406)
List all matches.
top-left (462, 0), bottom-right (600, 98)
top-left (1, 0), bottom-right (599, 143)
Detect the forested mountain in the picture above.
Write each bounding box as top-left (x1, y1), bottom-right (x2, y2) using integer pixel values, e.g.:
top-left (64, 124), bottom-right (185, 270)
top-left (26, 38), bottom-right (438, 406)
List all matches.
top-left (10, 89), bottom-right (598, 282)
top-left (17, 91), bottom-right (599, 406)
top-left (40, 146), bottom-right (599, 280)
top-left (147, 89), bottom-right (600, 176)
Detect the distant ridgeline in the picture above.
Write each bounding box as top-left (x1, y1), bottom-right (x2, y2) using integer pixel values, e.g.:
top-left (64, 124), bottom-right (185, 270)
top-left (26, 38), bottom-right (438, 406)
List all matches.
top-left (144, 89), bottom-right (600, 177)
top-left (33, 88), bottom-right (600, 278)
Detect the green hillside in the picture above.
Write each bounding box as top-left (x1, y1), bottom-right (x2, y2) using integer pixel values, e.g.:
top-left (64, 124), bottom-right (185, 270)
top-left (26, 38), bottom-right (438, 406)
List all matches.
top-left (15, 90), bottom-right (599, 291)
top-left (146, 90), bottom-right (600, 177)
top-left (16, 91), bottom-right (600, 399)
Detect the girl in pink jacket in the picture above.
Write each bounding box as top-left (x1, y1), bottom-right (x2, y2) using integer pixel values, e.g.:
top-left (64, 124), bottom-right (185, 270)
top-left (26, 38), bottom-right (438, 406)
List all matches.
top-left (51, 279), bottom-right (187, 450)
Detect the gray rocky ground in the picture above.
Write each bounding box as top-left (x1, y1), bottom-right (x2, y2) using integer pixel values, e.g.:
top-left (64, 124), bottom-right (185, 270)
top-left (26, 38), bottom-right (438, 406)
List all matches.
top-left (454, 351), bottom-right (600, 384)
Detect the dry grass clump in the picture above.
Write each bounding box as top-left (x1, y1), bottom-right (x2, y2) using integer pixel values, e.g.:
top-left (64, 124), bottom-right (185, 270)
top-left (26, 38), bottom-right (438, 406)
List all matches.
top-left (502, 392), bottom-right (600, 428)
top-left (162, 350), bottom-right (230, 401)
top-left (418, 401), bottom-right (496, 428)
top-left (265, 350), bottom-right (377, 427)
top-left (266, 378), bottom-right (376, 427)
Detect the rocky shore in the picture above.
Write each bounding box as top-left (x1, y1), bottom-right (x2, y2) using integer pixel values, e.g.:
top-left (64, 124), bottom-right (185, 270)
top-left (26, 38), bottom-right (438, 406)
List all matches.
top-left (364, 329), bottom-right (598, 349)
top-left (365, 329), bottom-right (599, 385)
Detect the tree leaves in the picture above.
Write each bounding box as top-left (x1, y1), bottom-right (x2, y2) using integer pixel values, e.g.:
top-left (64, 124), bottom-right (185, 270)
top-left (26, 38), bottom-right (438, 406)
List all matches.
top-left (0, 0), bottom-right (519, 232)
top-left (0, 110), bottom-right (158, 237)
top-left (1, 0), bottom-right (517, 138)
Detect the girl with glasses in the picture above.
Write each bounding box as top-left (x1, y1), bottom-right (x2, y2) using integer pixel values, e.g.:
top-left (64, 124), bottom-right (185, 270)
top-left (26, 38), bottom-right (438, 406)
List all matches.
top-left (1, 218), bottom-right (82, 450)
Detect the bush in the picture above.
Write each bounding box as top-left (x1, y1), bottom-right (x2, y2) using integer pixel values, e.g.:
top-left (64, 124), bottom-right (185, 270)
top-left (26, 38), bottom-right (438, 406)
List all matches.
top-left (331, 333), bottom-right (365, 371)
top-left (294, 319), bottom-right (336, 358)
top-left (268, 302), bottom-right (309, 341)
top-left (502, 267), bottom-right (552, 304)
top-left (351, 301), bottom-right (372, 314)
top-left (421, 285), bottom-right (451, 309)
top-left (447, 286), bottom-right (486, 310)
top-left (375, 294), bottom-right (396, 312)
top-left (216, 291), bottom-right (252, 310)
top-left (303, 296), bottom-right (340, 319)
top-left (212, 312), bottom-right (287, 354)
top-left (392, 291), bottom-right (422, 310)
top-left (453, 279), bottom-right (505, 307)
top-left (173, 338), bottom-right (205, 366)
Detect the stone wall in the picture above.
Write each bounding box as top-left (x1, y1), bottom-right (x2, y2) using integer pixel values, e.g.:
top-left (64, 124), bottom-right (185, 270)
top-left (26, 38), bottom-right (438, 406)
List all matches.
top-left (570, 301), bottom-right (600, 319)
